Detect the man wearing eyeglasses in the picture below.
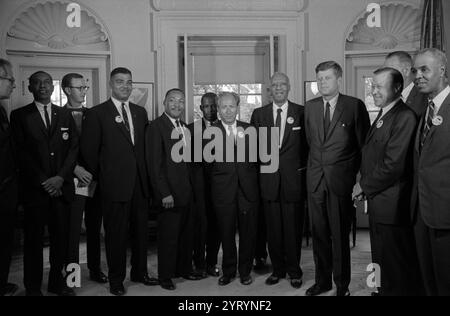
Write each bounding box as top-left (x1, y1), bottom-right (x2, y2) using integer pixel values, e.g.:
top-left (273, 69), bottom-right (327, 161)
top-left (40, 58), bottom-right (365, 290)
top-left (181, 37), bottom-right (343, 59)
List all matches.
top-left (81, 68), bottom-right (159, 296)
top-left (0, 58), bottom-right (18, 296)
top-left (61, 73), bottom-right (108, 287)
top-left (10, 71), bottom-right (79, 296)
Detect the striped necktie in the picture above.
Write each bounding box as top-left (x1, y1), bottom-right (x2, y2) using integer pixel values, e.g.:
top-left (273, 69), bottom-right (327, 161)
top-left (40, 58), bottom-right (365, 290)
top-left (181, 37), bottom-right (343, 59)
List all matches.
top-left (420, 100), bottom-right (435, 150)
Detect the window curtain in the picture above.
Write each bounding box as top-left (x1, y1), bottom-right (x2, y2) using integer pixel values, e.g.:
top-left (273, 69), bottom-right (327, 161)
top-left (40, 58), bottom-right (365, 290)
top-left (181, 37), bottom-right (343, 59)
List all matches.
top-left (420, 0), bottom-right (445, 50)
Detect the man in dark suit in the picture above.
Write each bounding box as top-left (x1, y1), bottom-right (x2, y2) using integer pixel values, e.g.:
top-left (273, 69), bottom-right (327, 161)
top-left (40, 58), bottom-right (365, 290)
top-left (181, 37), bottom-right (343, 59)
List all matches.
top-left (188, 92), bottom-right (221, 278)
top-left (81, 68), bottom-right (158, 296)
top-left (305, 61), bottom-right (370, 296)
top-left (412, 48), bottom-right (450, 296)
top-left (0, 58), bottom-right (19, 296)
top-left (211, 92), bottom-right (259, 286)
top-left (62, 73), bottom-right (107, 285)
top-left (251, 73), bottom-right (307, 289)
top-left (147, 89), bottom-right (201, 291)
top-left (10, 71), bottom-right (79, 296)
top-left (384, 51), bottom-right (427, 118)
top-left (354, 67), bottom-right (422, 296)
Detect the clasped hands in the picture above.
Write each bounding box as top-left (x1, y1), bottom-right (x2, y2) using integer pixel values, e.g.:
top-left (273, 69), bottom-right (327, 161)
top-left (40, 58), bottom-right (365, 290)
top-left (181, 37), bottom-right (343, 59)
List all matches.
top-left (42, 176), bottom-right (64, 197)
top-left (352, 182), bottom-right (366, 203)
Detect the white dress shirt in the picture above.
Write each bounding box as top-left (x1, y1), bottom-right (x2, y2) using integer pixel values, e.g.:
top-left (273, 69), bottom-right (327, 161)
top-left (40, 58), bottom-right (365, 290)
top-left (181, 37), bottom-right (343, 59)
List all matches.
top-left (35, 101), bottom-right (52, 127)
top-left (429, 85), bottom-right (450, 116)
top-left (221, 120), bottom-right (237, 138)
top-left (111, 97), bottom-right (135, 144)
top-left (402, 82), bottom-right (415, 102)
top-left (323, 93), bottom-right (339, 121)
top-left (165, 112), bottom-right (187, 146)
top-left (273, 102), bottom-right (288, 147)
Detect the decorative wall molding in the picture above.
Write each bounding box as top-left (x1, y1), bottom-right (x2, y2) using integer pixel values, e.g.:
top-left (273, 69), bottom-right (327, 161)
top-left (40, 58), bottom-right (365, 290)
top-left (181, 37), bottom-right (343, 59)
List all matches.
top-left (7, 1), bottom-right (109, 49)
top-left (346, 2), bottom-right (421, 50)
top-left (151, 0), bottom-right (306, 12)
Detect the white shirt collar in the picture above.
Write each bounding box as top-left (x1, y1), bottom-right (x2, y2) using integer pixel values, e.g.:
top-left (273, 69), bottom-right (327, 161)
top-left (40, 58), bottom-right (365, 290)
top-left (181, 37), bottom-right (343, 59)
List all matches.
top-left (402, 82), bottom-right (415, 101)
top-left (164, 112), bottom-right (182, 128)
top-left (380, 98), bottom-right (400, 118)
top-left (323, 93), bottom-right (339, 108)
top-left (111, 96), bottom-right (129, 108)
top-left (221, 120), bottom-right (237, 135)
top-left (431, 85), bottom-right (450, 114)
top-left (35, 101), bottom-right (52, 109)
top-left (273, 101), bottom-right (288, 113)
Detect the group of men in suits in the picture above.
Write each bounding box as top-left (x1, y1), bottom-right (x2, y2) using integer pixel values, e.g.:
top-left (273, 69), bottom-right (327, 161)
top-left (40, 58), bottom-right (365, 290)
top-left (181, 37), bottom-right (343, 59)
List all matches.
top-left (1, 47), bottom-right (450, 297)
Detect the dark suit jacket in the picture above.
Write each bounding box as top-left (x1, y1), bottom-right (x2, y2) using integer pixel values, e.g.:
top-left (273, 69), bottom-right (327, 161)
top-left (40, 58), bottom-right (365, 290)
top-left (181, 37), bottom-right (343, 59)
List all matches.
top-left (360, 100), bottom-right (417, 225)
top-left (412, 92), bottom-right (450, 229)
top-left (10, 103), bottom-right (78, 206)
top-left (305, 94), bottom-right (370, 197)
top-left (250, 102), bottom-right (308, 202)
top-left (0, 105), bottom-right (17, 201)
top-left (209, 121), bottom-right (259, 207)
top-left (80, 99), bottom-right (149, 202)
top-left (147, 113), bottom-right (192, 207)
top-left (405, 85), bottom-right (427, 119)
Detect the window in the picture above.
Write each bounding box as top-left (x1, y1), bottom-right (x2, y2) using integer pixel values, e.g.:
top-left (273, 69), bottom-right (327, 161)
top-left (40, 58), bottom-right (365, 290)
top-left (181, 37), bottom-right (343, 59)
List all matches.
top-left (193, 83), bottom-right (262, 123)
top-left (364, 77), bottom-right (380, 123)
top-left (51, 80), bottom-right (67, 107)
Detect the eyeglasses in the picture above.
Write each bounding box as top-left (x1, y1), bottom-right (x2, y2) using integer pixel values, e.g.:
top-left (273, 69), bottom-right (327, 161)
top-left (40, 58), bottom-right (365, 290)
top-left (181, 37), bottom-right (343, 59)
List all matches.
top-left (70, 86), bottom-right (90, 92)
top-left (0, 76), bottom-right (15, 85)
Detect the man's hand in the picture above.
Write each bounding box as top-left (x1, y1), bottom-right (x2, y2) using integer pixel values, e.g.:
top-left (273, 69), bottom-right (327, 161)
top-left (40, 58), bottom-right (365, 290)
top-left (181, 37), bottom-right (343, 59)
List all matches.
top-left (352, 182), bottom-right (364, 201)
top-left (162, 195), bottom-right (175, 209)
top-left (42, 176), bottom-right (64, 196)
top-left (74, 165), bottom-right (93, 187)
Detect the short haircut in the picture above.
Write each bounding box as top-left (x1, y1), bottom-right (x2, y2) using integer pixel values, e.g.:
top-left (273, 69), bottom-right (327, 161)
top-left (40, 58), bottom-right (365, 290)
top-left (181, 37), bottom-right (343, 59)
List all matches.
top-left (201, 92), bottom-right (218, 105)
top-left (386, 51), bottom-right (413, 66)
top-left (62, 73), bottom-right (84, 90)
top-left (164, 88), bottom-right (185, 101)
top-left (218, 91), bottom-right (240, 106)
top-left (374, 67), bottom-right (404, 96)
top-left (0, 58), bottom-right (12, 76)
top-left (270, 72), bottom-right (290, 85)
top-left (417, 48), bottom-right (448, 77)
top-left (315, 61), bottom-right (343, 78)
top-left (29, 71), bottom-right (52, 84)
top-left (110, 67), bottom-right (132, 78)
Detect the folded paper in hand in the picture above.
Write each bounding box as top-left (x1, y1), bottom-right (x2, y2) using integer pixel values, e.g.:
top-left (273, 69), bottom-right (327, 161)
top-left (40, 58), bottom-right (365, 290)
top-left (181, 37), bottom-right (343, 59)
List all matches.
top-left (74, 178), bottom-right (97, 197)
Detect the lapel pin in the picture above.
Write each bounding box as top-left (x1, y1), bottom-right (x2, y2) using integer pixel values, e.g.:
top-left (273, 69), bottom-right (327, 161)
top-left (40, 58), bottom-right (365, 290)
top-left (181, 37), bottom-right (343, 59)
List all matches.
top-left (432, 116), bottom-right (443, 126)
top-left (287, 117), bottom-right (294, 125)
top-left (376, 120), bottom-right (384, 129)
top-left (238, 131), bottom-right (245, 138)
top-left (62, 132), bottom-right (69, 140)
top-left (115, 116), bottom-right (123, 124)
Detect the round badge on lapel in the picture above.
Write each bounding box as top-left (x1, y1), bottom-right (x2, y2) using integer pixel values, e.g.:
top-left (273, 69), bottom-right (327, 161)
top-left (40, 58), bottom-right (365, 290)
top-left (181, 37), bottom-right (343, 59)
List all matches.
top-left (287, 117), bottom-right (294, 125)
top-left (432, 116), bottom-right (443, 126)
top-left (62, 132), bottom-right (69, 140)
top-left (115, 116), bottom-right (123, 124)
top-left (238, 131), bottom-right (245, 138)
top-left (376, 120), bottom-right (384, 129)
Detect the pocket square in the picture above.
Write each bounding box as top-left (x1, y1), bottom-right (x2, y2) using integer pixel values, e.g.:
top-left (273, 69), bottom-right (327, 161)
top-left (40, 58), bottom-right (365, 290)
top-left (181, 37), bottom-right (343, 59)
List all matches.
top-left (292, 127), bottom-right (302, 131)
top-left (61, 127), bottom-right (69, 131)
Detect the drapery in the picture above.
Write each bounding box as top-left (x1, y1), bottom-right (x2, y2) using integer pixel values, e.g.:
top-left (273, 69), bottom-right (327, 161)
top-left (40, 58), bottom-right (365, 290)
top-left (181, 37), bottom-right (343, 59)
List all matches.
top-left (420, 0), bottom-right (445, 50)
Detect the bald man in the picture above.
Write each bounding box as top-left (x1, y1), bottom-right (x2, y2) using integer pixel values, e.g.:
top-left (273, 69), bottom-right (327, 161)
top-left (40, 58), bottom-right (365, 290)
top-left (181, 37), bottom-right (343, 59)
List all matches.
top-left (384, 51), bottom-right (427, 118)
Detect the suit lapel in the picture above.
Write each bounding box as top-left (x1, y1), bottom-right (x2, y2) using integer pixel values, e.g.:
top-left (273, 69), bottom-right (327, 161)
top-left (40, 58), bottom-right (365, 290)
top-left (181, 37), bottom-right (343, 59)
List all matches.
top-left (424, 94), bottom-right (450, 148)
top-left (315, 99), bottom-right (325, 143)
top-left (129, 103), bottom-right (138, 145)
top-left (30, 103), bottom-right (49, 137)
top-left (325, 94), bottom-right (344, 140)
top-left (281, 102), bottom-right (295, 149)
top-left (107, 100), bottom-right (133, 145)
top-left (365, 102), bottom-right (399, 144)
top-left (49, 104), bottom-right (59, 137)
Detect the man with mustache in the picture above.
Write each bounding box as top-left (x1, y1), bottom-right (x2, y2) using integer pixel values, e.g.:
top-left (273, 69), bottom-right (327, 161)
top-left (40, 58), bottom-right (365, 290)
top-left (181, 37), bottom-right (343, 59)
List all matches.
top-left (147, 89), bottom-right (201, 291)
top-left (0, 58), bottom-right (18, 296)
top-left (10, 71), bottom-right (78, 296)
top-left (81, 68), bottom-right (158, 296)
top-left (412, 48), bottom-right (450, 296)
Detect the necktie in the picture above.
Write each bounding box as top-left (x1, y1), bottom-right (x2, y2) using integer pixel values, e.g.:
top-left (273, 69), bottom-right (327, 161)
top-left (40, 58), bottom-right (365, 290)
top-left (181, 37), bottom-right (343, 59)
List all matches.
top-left (176, 120), bottom-right (186, 146)
top-left (43, 105), bottom-right (51, 132)
top-left (324, 102), bottom-right (331, 135)
top-left (421, 100), bottom-right (435, 149)
top-left (373, 109), bottom-right (383, 128)
top-left (276, 108), bottom-right (282, 146)
top-left (0, 106), bottom-right (9, 130)
top-left (121, 103), bottom-right (130, 132)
